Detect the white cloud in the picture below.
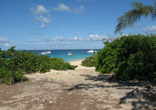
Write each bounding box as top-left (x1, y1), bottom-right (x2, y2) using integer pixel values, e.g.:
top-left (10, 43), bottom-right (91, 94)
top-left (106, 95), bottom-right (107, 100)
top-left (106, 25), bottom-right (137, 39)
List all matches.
top-left (68, 37), bottom-right (84, 41)
top-left (142, 26), bottom-right (156, 32)
top-left (31, 5), bottom-right (48, 15)
top-left (54, 4), bottom-right (70, 11)
top-left (36, 15), bottom-right (50, 23)
top-left (89, 34), bottom-right (108, 41)
top-left (55, 36), bottom-right (64, 41)
top-left (54, 4), bottom-right (85, 14)
top-left (30, 5), bottom-right (51, 29)
top-left (107, 34), bottom-right (129, 41)
top-left (45, 36), bottom-right (64, 42)
top-left (4, 43), bottom-right (10, 47)
top-left (0, 37), bottom-right (9, 43)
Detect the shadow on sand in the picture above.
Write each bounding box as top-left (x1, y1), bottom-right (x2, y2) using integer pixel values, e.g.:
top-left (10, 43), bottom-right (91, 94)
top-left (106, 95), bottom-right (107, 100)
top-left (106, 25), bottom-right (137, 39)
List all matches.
top-left (66, 74), bottom-right (156, 110)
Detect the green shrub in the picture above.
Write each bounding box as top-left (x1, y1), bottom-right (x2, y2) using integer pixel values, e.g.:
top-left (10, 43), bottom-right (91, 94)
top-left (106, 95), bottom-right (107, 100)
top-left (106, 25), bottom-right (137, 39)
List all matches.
top-left (0, 66), bottom-right (26, 84)
top-left (96, 41), bottom-right (118, 73)
top-left (81, 54), bottom-right (98, 67)
top-left (96, 34), bottom-right (156, 81)
top-left (50, 58), bottom-right (77, 70)
top-left (37, 55), bottom-right (51, 73)
top-left (0, 47), bottom-right (77, 84)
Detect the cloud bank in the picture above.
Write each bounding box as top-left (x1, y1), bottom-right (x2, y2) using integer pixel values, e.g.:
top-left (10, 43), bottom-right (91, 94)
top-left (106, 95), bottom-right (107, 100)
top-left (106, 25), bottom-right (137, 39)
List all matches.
top-left (142, 26), bottom-right (156, 32)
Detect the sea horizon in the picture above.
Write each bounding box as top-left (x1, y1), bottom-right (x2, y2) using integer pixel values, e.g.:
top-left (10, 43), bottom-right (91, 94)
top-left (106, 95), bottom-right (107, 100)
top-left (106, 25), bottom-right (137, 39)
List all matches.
top-left (15, 48), bottom-right (102, 51)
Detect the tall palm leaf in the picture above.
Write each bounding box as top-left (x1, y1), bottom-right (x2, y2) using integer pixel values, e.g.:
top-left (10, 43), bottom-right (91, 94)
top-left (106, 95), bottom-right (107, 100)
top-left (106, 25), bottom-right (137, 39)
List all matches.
top-left (115, 2), bottom-right (156, 33)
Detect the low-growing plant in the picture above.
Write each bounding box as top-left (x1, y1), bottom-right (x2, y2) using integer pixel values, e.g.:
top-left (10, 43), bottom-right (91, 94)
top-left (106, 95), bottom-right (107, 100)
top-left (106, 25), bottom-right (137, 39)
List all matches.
top-left (81, 54), bottom-right (98, 67)
top-left (0, 66), bottom-right (27, 84)
top-left (0, 47), bottom-right (77, 84)
top-left (50, 58), bottom-right (77, 70)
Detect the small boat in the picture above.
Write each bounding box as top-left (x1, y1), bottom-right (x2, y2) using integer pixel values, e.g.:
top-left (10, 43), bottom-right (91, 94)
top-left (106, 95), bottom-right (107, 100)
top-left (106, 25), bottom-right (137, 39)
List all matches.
top-left (68, 52), bottom-right (72, 56)
top-left (46, 50), bottom-right (51, 54)
top-left (87, 38), bottom-right (97, 53)
top-left (41, 51), bottom-right (47, 55)
top-left (87, 50), bottom-right (97, 53)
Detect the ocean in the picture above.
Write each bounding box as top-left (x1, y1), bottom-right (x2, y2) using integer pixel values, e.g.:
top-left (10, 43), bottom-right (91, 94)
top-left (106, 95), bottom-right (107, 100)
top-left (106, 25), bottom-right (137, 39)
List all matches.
top-left (26, 49), bottom-right (99, 61)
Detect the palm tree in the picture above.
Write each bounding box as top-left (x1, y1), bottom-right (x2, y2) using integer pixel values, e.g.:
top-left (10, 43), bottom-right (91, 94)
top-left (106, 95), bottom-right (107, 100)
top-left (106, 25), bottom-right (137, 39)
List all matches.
top-left (115, 1), bottom-right (156, 33)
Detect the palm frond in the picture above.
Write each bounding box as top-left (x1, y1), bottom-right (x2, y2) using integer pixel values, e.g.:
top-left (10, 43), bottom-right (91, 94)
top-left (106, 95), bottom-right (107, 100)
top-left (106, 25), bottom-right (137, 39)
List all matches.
top-left (132, 2), bottom-right (144, 9)
top-left (115, 2), bottom-right (155, 33)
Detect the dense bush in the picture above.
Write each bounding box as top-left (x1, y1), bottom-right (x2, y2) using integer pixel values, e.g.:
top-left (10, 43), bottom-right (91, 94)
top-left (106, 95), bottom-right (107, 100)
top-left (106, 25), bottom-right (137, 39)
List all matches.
top-left (0, 47), bottom-right (77, 84)
top-left (96, 34), bottom-right (156, 81)
top-left (96, 41), bottom-right (118, 73)
top-left (0, 66), bottom-right (26, 84)
top-left (81, 54), bottom-right (98, 67)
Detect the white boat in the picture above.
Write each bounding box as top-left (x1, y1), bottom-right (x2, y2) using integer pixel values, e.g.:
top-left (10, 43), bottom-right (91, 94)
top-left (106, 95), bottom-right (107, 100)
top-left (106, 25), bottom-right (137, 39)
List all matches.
top-left (87, 50), bottom-right (97, 53)
top-left (68, 52), bottom-right (72, 56)
top-left (87, 37), bottom-right (97, 53)
top-left (46, 50), bottom-right (51, 54)
top-left (41, 51), bottom-right (47, 55)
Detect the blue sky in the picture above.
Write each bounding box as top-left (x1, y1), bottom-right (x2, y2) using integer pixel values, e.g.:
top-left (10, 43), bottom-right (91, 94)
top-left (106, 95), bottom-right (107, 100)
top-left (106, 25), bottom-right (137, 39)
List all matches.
top-left (0, 0), bottom-right (156, 50)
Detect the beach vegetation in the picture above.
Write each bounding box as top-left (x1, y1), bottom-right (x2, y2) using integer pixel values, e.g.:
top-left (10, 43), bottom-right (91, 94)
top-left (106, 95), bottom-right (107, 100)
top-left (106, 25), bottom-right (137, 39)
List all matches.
top-left (0, 47), bottom-right (77, 84)
top-left (96, 34), bottom-right (156, 81)
top-left (96, 41), bottom-right (118, 73)
top-left (81, 54), bottom-right (98, 67)
top-left (50, 58), bottom-right (77, 70)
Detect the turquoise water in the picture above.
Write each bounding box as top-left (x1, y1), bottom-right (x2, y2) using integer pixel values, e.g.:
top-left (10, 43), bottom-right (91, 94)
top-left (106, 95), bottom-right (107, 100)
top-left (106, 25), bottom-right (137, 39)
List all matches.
top-left (26, 49), bottom-right (99, 61)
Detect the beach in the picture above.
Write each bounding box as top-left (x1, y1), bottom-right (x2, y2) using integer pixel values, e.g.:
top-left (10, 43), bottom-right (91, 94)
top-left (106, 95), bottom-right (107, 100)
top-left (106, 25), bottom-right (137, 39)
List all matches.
top-left (0, 60), bottom-right (155, 110)
top-left (69, 60), bottom-right (83, 65)
top-left (2, 0), bottom-right (156, 109)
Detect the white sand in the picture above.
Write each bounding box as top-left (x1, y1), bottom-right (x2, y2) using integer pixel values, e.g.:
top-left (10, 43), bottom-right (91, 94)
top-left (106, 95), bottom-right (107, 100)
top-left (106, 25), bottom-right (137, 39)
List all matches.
top-left (0, 60), bottom-right (154, 110)
top-left (69, 60), bottom-right (83, 66)
top-left (24, 60), bottom-right (137, 110)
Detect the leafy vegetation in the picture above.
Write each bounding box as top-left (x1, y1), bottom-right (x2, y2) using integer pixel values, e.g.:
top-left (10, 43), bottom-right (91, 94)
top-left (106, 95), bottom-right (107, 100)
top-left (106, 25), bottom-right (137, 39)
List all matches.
top-left (96, 34), bottom-right (156, 81)
top-left (81, 54), bottom-right (98, 67)
top-left (96, 41), bottom-right (118, 73)
top-left (0, 47), bottom-right (77, 84)
top-left (50, 58), bottom-right (77, 70)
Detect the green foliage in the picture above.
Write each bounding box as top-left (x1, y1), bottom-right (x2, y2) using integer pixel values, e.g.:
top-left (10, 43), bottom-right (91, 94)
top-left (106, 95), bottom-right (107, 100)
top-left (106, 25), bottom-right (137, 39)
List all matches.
top-left (0, 66), bottom-right (26, 85)
top-left (0, 47), bottom-right (77, 84)
top-left (50, 58), bottom-right (77, 70)
top-left (96, 41), bottom-right (118, 73)
top-left (81, 54), bottom-right (98, 67)
top-left (96, 34), bottom-right (156, 81)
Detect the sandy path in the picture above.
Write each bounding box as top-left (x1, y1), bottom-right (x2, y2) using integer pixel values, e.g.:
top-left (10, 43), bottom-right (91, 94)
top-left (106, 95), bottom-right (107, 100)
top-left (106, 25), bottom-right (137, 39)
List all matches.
top-left (0, 60), bottom-right (155, 110)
